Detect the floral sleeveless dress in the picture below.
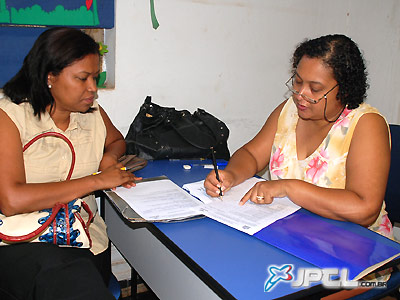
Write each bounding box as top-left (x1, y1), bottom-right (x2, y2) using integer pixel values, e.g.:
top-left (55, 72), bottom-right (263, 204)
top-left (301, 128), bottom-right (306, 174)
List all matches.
top-left (269, 98), bottom-right (393, 239)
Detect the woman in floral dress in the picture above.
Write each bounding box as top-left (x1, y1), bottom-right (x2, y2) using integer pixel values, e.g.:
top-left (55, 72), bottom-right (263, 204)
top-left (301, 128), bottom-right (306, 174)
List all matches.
top-left (204, 34), bottom-right (393, 239)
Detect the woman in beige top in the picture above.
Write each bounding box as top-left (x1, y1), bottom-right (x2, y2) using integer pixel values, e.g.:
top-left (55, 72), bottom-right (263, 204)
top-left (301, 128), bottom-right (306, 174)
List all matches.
top-left (0, 27), bottom-right (138, 300)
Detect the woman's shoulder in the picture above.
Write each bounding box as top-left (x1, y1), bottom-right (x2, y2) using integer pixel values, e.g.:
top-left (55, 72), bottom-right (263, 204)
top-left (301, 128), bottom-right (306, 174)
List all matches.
top-left (0, 93), bottom-right (32, 117)
top-left (347, 103), bottom-right (387, 127)
top-left (337, 103), bottom-right (385, 131)
top-left (0, 92), bottom-right (14, 108)
top-left (0, 92), bottom-right (31, 110)
top-left (355, 106), bottom-right (388, 133)
top-left (347, 103), bottom-right (389, 146)
top-left (348, 102), bottom-right (384, 119)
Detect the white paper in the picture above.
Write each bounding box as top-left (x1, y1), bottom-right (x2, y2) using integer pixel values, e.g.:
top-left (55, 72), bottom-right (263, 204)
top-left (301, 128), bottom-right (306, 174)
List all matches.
top-left (114, 178), bottom-right (203, 221)
top-left (183, 177), bottom-right (301, 235)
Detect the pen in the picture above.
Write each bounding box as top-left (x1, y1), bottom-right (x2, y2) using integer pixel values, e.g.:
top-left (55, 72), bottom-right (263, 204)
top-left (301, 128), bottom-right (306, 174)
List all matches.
top-left (92, 166), bottom-right (127, 175)
top-left (182, 162), bottom-right (227, 170)
top-left (210, 147), bottom-right (223, 200)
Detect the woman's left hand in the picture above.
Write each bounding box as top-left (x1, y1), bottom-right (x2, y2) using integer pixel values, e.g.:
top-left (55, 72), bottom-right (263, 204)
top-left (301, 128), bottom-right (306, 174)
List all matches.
top-left (239, 180), bottom-right (287, 206)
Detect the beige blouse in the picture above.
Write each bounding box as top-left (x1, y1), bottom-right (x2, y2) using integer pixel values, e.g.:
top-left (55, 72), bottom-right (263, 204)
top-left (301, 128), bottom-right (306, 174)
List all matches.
top-left (0, 94), bottom-right (108, 255)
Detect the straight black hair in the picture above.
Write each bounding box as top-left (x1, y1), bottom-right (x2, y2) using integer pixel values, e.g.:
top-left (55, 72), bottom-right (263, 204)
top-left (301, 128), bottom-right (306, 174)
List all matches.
top-left (3, 27), bottom-right (100, 117)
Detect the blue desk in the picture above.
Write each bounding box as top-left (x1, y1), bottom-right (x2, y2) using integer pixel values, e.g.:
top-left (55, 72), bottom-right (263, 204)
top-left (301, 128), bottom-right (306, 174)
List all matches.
top-left (103, 159), bottom-right (332, 299)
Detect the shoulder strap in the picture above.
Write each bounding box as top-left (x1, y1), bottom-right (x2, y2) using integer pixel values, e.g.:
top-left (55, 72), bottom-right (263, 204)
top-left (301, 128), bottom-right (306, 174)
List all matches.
top-left (170, 111), bottom-right (217, 150)
top-left (23, 132), bottom-right (75, 180)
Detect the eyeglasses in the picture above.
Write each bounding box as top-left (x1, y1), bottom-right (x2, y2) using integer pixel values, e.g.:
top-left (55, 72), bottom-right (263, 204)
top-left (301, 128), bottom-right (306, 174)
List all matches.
top-left (285, 74), bottom-right (338, 104)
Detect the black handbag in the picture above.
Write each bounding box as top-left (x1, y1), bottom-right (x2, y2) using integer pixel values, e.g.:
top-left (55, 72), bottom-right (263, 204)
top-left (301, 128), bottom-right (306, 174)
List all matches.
top-left (125, 96), bottom-right (230, 160)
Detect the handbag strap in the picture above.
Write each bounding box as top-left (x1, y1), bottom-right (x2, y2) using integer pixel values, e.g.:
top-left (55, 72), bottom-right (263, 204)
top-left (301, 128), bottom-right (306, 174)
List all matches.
top-left (0, 132), bottom-right (77, 243)
top-left (194, 108), bottom-right (229, 144)
top-left (23, 131), bottom-right (76, 180)
top-left (170, 110), bottom-right (229, 150)
top-left (0, 202), bottom-right (66, 242)
top-left (170, 115), bottom-right (217, 150)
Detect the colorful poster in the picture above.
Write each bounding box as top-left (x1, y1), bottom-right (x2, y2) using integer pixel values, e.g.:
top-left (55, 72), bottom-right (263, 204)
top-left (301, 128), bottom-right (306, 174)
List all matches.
top-left (0, 0), bottom-right (114, 28)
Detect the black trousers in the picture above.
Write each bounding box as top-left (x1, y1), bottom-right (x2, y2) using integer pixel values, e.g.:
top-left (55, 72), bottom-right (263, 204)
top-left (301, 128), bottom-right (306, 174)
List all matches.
top-left (0, 243), bottom-right (115, 300)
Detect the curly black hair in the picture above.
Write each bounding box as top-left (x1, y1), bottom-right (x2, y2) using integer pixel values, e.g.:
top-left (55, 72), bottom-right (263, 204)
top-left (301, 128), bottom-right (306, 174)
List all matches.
top-left (291, 34), bottom-right (368, 109)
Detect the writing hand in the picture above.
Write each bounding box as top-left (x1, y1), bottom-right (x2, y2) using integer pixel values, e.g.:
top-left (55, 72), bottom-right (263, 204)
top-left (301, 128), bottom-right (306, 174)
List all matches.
top-left (204, 170), bottom-right (234, 198)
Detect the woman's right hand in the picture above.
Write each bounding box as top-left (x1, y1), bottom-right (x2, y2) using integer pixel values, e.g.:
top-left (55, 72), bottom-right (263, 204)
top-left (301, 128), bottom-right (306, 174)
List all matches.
top-left (92, 164), bottom-right (141, 191)
top-left (204, 169), bottom-right (235, 197)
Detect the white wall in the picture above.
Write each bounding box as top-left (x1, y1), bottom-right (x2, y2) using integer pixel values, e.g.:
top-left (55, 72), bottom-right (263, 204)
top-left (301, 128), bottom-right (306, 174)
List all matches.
top-left (99, 0), bottom-right (400, 154)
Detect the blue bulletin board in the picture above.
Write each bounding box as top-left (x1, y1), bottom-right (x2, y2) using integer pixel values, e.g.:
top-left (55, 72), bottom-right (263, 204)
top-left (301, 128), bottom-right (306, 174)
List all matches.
top-left (0, 0), bottom-right (114, 87)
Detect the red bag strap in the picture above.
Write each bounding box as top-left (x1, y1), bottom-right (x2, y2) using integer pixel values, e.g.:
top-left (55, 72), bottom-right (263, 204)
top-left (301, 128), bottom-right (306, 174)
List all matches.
top-left (0, 132), bottom-right (77, 243)
top-left (0, 203), bottom-right (65, 242)
top-left (23, 132), bottom-right (76, 180)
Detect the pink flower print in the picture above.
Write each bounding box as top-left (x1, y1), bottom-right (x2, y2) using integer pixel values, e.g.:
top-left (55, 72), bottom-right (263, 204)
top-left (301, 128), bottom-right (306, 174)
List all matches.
top-left (306, 149), bottom-right (329, 184)
top-left (333, 107), bottom-right (352, 129)
top-left (270, 147), bottom-right (284, 177)
top-left (379, 214), bottom-right (393, 237)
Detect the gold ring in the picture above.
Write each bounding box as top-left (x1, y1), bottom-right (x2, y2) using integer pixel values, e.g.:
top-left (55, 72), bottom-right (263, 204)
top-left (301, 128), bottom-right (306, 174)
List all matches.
top-left (256, 195), bottom-right (264, 201)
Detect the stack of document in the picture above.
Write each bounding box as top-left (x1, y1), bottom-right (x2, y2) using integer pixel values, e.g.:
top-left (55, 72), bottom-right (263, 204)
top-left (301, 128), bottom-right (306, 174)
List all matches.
top-left (183, 177), bottom-right (300, 235)
top-left (111, 176), bottom-right (300, 235)
top-left (110, 176), bottom-right (202, 222)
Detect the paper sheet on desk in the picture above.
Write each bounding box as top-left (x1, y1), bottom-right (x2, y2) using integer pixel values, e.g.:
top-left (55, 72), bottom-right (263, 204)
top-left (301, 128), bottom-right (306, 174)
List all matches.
top-left (183, 177), bottom-right (300, 235)
top-left (114, 178), bottom-right (203, 221)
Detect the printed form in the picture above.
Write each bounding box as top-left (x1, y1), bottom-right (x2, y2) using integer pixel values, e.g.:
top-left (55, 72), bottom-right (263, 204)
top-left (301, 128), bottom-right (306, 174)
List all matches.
top-left (113, 176), bottom-right (300, 234)
top-left (183, 177), bottom-right (300, 235)
top-left (114, 178), bottom-right (203, 222)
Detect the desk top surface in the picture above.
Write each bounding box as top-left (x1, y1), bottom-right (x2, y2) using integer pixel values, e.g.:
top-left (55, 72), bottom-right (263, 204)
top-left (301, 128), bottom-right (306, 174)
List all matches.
top-left (134, 159), bottom-right (321, 299)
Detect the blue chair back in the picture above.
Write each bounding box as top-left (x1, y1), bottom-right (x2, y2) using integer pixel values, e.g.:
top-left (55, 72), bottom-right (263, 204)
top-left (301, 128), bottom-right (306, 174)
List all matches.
top-left (349, 124), bottom-right (400, 300)
top-left (347, 124), bottom-right (400, 300)
top-left (385, 124), bottom-right (400, 224)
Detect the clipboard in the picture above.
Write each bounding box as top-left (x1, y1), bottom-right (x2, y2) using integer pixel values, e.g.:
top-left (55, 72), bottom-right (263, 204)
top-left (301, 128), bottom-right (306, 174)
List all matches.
top-left (105, 176), bottom-right (204, 223)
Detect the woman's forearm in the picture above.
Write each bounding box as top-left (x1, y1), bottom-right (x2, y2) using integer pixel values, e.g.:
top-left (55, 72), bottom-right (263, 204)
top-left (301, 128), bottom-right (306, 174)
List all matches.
top-left (1, 176), bottom-right (100, 216)
top-left (284, 179), bottom-right (381, 226)
top-left (224, 147), bottom-right (261, 186)
top-left (99, 138), bottom-right (126, 170)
